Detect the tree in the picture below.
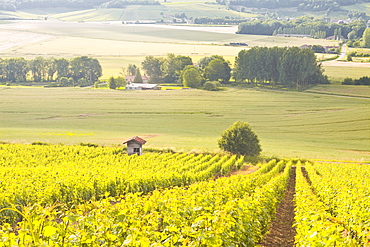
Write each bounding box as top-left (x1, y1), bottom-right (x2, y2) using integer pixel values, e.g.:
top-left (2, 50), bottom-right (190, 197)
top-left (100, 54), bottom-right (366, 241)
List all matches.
top-left (55, 58), bottom-right (69, 79)
top-left (362, 28), bottom-right (370, 48)
top-left (198, 55), bottom-right (225, 70)
top-left (311, 45), bottom-right (325, 53)
top-left (142, 56), bottom-right (163, 83)
top-left (116, 76), bottom-right (126, 88)
top-left (70, 56), bottom-right (102, 84)
top-left (29, 56), bottom-right (46, 82)
top-left (218, 121), bottom-right (261, 156)
top-left (108, 76), bottom-right (117, 89)
top-left (127, 64), bottom-right (137, 76)
top-left (133, 68), bottom-right (143, 83)
top-left (163, 54), bottom-right (193, 83)
top-left (45, 58), bottom-right (57, 81)
top-left (347, 30), bottom-right (357, 40)
top-left (181, 65), bottom-right (203, 88)
top-left (204, 58), bottom-right (231, 83)
top-left (3, 58), bottom-right (28, 82)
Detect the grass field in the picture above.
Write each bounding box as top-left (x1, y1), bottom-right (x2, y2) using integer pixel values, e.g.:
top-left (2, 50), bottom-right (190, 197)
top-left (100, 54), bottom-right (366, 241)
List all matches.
top-left (0, 86), bottom-right (369, 161)
top-left (321, 62), bottom-right (370, 82)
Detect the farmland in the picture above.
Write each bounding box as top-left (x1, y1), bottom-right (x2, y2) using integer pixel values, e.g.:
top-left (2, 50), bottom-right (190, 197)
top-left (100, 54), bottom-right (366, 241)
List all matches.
top-left (0, 20), bottom-right (353, 80)
top-left (0, 147), bottom-right (369, 246)
top-left (0, 3), bottom-right (370, 245)
top-left (0, 86), bottom-right (369, 161)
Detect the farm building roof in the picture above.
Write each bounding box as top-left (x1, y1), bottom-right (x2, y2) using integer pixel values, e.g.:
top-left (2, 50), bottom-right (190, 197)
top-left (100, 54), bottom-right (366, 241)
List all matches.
top-left (123, 136), bottom-right (147, 145)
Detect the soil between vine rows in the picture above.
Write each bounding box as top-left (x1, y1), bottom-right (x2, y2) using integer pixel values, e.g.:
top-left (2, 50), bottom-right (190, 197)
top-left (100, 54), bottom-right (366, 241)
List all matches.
top-left (257, 167), bottom-right (296, 247)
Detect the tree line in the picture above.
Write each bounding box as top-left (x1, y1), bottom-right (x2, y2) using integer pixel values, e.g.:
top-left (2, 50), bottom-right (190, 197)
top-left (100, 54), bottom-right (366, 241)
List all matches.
top-left (138, 53), bottom-right (231, 90)
top-left (342, 76), bottom-right (370, 85)
top-left (237, 16), bottom-right (367, 40)
top-left (216, 0), bottom-right (365, 11)
top-left (193, 17), bottom-right (250, 25)
top-left (0, 56), bottom-right (102, 87)
top-left (234, 46), bottom-right (328, 89)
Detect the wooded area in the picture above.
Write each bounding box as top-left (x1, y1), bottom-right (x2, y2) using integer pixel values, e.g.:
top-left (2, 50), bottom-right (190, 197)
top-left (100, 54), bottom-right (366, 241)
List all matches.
top-left (237, 16), bottom-right (367, 39)
top-left (217, 0), bottom-right (367, 11)
top-left (0, 56), bottom-right (101, 86)
top-left (234, 46), bottom-right (328, 89)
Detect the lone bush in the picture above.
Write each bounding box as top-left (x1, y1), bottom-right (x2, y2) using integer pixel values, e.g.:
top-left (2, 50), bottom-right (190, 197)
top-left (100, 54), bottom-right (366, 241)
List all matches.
top-left (218, 121), bottom-right (261, 156)
top-left (203, 81), bottom-right (221, 91)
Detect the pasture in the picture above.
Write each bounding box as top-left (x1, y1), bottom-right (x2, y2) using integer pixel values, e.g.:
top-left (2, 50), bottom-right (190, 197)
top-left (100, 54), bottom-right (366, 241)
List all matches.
top-left (0, 86), bottom-right (369, 161)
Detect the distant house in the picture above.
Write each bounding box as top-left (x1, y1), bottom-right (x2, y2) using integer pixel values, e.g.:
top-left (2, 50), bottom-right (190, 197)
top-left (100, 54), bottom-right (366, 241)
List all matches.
top-left (299, 44), bottom-right (312, 49)
top-left (125, 82), bottom-right (160, 90)
top-left (123, 136), bottom-right (147, 155)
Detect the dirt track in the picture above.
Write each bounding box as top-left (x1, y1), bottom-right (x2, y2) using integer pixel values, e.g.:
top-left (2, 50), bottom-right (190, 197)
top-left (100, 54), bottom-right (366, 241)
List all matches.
top-left (258, 167), bottom-right (296, 247)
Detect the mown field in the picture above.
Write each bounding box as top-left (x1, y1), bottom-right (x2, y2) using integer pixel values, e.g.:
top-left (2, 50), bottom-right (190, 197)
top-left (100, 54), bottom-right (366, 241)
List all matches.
top-left (0, 86), bottom-right (369, 161)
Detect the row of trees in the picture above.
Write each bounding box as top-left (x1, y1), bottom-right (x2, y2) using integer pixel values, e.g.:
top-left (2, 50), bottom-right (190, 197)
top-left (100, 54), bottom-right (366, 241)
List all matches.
top-left (237, 17), bottom-right (367, 39)
top-left (234, 46), bottom-right (328, 89)
top-left (140, 53), bottom-right (231, 87)
top-left (342, 76), bottom-right (370, 85)
top-left (217, 0), bottom-right (363, 10)
top-left (0, 56), bottom-right (102, 86)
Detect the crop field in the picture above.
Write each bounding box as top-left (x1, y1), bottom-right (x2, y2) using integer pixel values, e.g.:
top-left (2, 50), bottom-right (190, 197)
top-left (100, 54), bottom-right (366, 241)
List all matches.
top-left (295, 161), bottom-right (370, 246)
top-left (0, 86), bottom-right (369, 161)
top-left (0, 2), bottom-right (256, 22)
top-left (0, 148), bottom-right (289, 245)
top-left (0, 147), bottom-right (369, 246)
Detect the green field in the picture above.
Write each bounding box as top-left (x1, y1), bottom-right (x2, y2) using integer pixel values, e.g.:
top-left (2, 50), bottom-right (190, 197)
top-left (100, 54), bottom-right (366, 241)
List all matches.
top-left (321, 63), bottom-right (370, 82)
top-left (0, 86), bottom-right (369, 161)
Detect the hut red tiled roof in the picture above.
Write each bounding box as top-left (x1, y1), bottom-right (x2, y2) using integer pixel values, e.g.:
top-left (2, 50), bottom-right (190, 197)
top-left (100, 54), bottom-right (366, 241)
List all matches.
top-left (123, 136), bottom-right (147, 145)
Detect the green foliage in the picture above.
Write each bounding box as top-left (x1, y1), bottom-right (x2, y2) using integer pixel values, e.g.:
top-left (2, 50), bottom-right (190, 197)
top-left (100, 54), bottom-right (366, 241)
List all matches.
top-left (197, 55), bottom-right (224, 70)
top-left (234, 46), bottom-right (328, 89)
top-left (295, 161), bottom-right (370, 246)
top-left (108, 76), bottom-right (117, 89)
top-left (141, 56), bottom-right (164, 78)
top-left (362, 28), bottom-right (370, 48)
top-left (181, 65), bottom-right (203, 88)
top-left (311, 45), bottom-right (325, 53)
top-left (237, 17), bottom-right (366, 39)
top-left (218, 121), bottom-right (261, 156)
top-left (133, 68), bottom-right (143, 83)
top-left (203, 81), bottom-right (221, 91)
top-left (0, 151), bottom-right (292, 246)
top-left (115, 76), bottom-right (126, 88)
top-left (70, 56), bottom-right (102, 84)
top-left (342, 76), bottom-right (370, 85)
top-left (126, 64), bottom-right (137, 76)
top-left (204, 58), bottom-right (231, 84)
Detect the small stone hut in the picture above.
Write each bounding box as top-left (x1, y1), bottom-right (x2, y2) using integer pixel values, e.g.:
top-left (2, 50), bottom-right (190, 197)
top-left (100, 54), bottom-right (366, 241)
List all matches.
top-left (123, 136), bottom-right (147, 155)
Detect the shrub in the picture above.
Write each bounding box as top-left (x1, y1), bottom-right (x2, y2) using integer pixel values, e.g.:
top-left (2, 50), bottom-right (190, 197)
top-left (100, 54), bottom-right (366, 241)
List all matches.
top-left (203, 81), bottom-right (222, 91)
